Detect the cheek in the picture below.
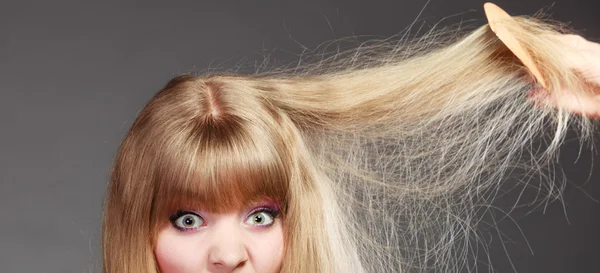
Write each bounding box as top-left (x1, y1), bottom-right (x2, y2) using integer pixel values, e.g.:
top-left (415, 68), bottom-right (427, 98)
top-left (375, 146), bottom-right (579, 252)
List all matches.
top-left (153, 223), bottom-right (285, 273)
top-left (154, 228), bottom-right (208, 273)
top-left (246, 224), bottom-right (285, 273)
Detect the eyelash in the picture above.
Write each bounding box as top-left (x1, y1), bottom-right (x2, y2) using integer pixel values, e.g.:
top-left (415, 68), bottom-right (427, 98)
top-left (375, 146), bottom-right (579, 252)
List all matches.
top-left (246, 207), bottom-right (279, 227)
top-left (169, 210), bottom-right (205, 232)
top-left (168, 206), bottom-right (280, 232)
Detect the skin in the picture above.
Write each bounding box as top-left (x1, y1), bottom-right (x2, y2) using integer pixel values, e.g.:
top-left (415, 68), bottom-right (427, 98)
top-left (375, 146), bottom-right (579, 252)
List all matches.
top-left (154, 202), bottom-right (285, 273)
top-left (151, 35), bottom-right (600, 273)
top-left (543, 34), bottom-right (600, 117)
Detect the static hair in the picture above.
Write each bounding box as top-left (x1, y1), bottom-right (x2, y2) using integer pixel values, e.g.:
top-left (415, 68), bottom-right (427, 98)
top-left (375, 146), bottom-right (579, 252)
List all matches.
top-left (102, 15), bottom-right (596, 273)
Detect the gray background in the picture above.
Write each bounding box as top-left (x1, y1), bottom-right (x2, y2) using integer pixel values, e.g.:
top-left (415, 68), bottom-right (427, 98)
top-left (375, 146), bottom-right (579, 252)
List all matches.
top-left (0, 0), bottom-right (598, 272)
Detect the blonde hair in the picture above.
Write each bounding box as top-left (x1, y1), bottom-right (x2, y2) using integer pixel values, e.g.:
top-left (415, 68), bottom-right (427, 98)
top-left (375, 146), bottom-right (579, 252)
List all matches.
top-left (102, 15), bottom-right (596, 273)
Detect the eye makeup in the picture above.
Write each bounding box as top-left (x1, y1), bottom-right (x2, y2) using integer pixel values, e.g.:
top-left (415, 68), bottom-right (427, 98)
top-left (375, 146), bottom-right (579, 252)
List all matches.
top-left (169, 210), bottom-right (206, 232)
top-left (167, 201), bottom-right (282, 231)
top-left (244, 201), bottom-right (281, 228)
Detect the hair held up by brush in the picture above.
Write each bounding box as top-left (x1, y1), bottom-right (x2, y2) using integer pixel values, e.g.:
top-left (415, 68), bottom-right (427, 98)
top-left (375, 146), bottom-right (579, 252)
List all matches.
top-left (102, 8), bottom-right (599, 273)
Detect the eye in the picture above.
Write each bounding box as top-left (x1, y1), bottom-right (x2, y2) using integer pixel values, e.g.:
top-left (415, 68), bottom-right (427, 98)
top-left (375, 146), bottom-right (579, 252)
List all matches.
top-left (244, 210), bottom-right (276, 226)
top-left (170, 211), bottom-right (205, 231)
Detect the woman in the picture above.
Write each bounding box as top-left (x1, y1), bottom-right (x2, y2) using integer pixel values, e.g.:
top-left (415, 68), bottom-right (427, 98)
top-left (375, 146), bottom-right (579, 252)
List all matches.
top-left (102, 5), bottom-right (600, 273)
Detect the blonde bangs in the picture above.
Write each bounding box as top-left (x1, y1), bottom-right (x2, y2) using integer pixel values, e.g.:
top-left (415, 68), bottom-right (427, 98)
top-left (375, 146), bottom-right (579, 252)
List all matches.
top-left (149, 115), bottom-right (290, 231)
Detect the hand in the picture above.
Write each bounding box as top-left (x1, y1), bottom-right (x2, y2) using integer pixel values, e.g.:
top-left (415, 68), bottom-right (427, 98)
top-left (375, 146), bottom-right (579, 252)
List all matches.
top-left (542, 34), bottom-right (600, 117)
top-left (561, 34), bottom-right (600, 85)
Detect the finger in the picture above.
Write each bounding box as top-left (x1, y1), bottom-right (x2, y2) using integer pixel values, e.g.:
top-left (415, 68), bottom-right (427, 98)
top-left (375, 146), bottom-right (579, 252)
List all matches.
top-left (532, 34), bottom-right (600, 118)
top-left (556, 34), bottom-right (599, 51)
top-left (553, 34), bottom-right (600, 86)
top-left (553, 90), bottom-right (600, 118)
top-left (564, 51), bottom-right (600, 85)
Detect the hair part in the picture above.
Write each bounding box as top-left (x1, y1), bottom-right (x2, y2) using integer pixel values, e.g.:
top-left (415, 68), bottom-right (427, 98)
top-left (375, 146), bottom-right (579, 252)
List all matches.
top-left (103, 15), bottom-right (596, 273)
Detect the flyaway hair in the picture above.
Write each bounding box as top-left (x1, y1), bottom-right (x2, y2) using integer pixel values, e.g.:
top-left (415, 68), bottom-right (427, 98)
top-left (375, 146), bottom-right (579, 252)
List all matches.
top-left (102, 14), bottom-right (598, 273)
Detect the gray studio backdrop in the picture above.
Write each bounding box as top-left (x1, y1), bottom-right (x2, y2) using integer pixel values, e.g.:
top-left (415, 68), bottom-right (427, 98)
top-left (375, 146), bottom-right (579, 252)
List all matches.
top-left (1, 1), bottom-right (599, 272)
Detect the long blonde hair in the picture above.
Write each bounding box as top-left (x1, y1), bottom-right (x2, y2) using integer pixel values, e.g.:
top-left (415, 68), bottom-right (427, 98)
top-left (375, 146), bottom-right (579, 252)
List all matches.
top-left (102, 15), bottom-right (596, 273)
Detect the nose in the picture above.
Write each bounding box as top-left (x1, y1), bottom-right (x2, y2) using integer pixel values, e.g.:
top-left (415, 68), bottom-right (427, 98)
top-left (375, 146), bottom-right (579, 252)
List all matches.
top-left (207, 224), bottom-right (249, 272)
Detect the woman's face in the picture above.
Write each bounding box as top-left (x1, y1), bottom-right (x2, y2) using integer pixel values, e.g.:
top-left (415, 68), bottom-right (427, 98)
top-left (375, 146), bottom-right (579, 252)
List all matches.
top-left (154, 201), bottom-right (285, 273)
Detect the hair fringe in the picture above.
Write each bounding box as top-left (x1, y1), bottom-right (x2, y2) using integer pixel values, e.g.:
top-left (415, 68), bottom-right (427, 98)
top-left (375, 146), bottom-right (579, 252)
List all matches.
top-left (103, 14), bottom-right (597, 273)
